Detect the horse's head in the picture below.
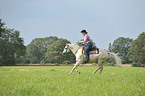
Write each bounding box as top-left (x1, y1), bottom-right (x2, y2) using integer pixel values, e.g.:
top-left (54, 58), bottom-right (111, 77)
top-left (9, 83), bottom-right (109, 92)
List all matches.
top-left (62, 44), bottom-right (71, 54)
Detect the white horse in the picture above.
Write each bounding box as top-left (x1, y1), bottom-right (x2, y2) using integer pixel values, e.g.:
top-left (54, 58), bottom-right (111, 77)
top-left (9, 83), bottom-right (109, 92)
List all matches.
top-left (62, 44), bottom-right (122, 74)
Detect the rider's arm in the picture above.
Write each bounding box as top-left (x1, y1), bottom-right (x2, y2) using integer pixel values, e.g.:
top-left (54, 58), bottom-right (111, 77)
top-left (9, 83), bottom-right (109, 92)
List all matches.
top-left (79, 35), bottom-right (88, 44)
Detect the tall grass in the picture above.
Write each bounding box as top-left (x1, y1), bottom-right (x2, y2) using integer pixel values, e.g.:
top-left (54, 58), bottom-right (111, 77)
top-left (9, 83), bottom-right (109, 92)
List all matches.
top-left (0, 66), bottom-right (145, 96)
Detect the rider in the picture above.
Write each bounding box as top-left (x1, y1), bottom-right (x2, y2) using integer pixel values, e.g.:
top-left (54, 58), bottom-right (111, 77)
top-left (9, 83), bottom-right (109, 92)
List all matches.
top-left (79, 30), bottom-right (93, 63)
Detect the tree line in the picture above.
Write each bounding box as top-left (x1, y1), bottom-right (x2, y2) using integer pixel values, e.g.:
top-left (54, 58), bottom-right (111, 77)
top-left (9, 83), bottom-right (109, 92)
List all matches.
top-left (0, 19), bottom-right (145, 66)
top-left (108, 34), bottom-right (145, 66)
top-left (0, 19), bottom-right (26, 65)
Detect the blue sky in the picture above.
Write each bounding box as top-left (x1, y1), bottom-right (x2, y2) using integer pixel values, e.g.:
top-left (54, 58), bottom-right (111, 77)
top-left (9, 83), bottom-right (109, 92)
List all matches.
top-left (0, 0), bottom-right (145, 49)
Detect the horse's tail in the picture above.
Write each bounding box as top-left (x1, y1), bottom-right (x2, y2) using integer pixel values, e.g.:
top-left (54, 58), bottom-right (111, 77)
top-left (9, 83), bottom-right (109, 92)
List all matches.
top-left (108, 52), bottom-right (123, 67)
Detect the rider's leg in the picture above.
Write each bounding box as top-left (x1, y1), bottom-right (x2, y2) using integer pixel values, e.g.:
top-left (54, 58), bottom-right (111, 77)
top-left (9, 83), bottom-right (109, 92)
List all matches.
top-left (85, 43), bottom-right (93, 62)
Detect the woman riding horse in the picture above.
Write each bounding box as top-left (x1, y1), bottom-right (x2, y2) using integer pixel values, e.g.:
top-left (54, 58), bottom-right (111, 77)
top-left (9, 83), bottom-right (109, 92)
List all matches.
top-left (79, 30), bottom-right (94, 63)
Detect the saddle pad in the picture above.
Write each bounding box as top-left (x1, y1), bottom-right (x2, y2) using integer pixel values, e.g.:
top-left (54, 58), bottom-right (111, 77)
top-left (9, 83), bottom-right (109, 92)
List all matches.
top-left (82, 47), bottom-right (99, 54)
top-left (89, 50), bottom-right (98, 54)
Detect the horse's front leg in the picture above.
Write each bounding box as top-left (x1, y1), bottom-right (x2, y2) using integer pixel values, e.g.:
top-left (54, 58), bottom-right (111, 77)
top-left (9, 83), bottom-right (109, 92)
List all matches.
top-left (70, 55), bottom-right (84, 74)
top-left (69, 62), bottom-right (80, 74)
top-left (75, 67), bottom-right (80, 74)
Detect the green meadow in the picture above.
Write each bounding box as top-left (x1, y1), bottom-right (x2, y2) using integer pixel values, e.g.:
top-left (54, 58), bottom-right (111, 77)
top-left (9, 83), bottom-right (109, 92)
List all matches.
top-left (0, 65), bottom-right (145, 96)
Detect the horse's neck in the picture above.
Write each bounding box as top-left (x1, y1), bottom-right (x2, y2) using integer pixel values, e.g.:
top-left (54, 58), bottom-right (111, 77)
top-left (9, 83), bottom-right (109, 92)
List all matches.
top-left (69, 44), bottom-right (81, 55)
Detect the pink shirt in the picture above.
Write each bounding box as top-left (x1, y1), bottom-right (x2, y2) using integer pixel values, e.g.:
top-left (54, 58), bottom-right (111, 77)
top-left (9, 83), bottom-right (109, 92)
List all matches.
top-left (80, 34), bottom-right (92, 44)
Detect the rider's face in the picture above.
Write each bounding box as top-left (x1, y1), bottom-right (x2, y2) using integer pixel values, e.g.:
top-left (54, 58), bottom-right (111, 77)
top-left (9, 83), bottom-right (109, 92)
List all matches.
top-left (82, 32), bottom-right (86, 36)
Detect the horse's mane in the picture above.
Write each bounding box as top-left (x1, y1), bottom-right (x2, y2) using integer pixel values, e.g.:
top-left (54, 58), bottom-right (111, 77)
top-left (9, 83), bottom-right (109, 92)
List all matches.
top-left (75, 44), bottom-right (86, 47)
top-left (71, 44), bottom-right (81, 48)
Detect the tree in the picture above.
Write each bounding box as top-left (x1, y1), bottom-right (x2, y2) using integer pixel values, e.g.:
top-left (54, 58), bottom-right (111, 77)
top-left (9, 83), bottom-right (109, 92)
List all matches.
top-left (45, 39), bottom-right (75, 64)
top-left (109, 37), bottom-right (133, 64)
top-left (128, 32), bottom-right (145, 66)
top-left (26, 36), bottom-right (59, 63)
top-left (0, 19), bottom-right (26, 65)
top-left (0, 19), bottom-right (5, 38)
top-left (0, 19), bottom-right (5, 65)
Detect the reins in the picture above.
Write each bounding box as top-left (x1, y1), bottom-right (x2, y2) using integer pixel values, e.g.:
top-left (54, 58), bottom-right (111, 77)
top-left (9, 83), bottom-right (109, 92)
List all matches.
top-left (74, 47), bottom-right (80, 55)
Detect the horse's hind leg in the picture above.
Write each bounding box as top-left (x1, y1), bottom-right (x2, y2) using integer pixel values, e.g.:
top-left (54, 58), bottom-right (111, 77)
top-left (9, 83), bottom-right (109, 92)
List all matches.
top-left (92, 65), bottom-right (101, 75)
top-left (99, 65), bottom-right (103, 74)
top-left (99, 60), bottom-right (106, 74)
top-left (92, 59), bottom-right (103, 75)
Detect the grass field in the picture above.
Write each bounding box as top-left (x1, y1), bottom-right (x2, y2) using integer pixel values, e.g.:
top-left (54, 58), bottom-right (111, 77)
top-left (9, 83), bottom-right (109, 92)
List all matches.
top-left (0, 65), bottom-right (145, 96)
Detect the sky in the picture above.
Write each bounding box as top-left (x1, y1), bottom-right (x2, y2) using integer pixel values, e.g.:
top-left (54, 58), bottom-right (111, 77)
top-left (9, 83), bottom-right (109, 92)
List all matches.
top-left (0, 0), bottom-right (145, 49)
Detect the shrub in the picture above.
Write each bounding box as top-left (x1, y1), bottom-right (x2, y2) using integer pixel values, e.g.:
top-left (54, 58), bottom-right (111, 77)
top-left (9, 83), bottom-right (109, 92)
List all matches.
top-left (63, 60), bottom-right (70, 65)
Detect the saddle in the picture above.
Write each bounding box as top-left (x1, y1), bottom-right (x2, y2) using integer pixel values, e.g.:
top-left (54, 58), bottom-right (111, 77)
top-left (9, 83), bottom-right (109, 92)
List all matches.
top-left (82, 46), bottom-right (99, 54)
